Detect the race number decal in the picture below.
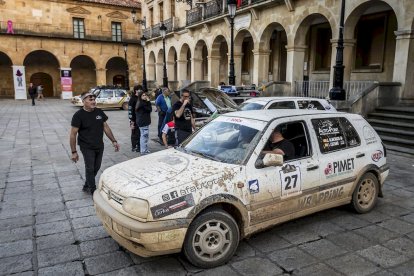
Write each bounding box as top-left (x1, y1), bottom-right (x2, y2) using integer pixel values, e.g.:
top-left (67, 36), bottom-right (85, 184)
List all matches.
top-left (279, 164), bottom-right (302, 198)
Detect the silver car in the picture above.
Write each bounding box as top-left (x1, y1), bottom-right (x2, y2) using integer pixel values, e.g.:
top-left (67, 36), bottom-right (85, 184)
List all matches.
top-left (239, 97), bottom-right (336, 111)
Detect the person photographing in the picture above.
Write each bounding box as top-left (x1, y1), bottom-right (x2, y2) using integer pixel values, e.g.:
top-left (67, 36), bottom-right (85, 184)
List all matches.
top-left (172, 89), bottom-right (195, 144)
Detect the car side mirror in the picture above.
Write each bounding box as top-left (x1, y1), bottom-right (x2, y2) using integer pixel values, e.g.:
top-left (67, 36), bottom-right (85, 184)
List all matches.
top-left (263, 153), bottom-right (284, 167)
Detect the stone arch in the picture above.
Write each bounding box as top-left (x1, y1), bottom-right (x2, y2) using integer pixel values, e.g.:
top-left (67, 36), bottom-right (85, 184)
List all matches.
top-left (210, 35), bottom-right (228, 86)
top-left (23, 50), bottom-right (60, 97)
top-left (148, 51), bottom-right (156, 81)
top-left (105, 57), bottom-right (127, 87)
top-left (234, 29), bottom-right (254, 85)
top-left (0, 52), bottom-right (14, 98)
top-left (70, 55), bottom-right (97, 95)
top-left (257, 23), bottom-right (288, 82)
top-left (167, 46), bottom-right (178, 82)
top-left (293, 13), bottom-right (333, 46)
top-left (178, 43), bottom-right (192, 84)
top-left (194, 40), bottom-right (208, 81)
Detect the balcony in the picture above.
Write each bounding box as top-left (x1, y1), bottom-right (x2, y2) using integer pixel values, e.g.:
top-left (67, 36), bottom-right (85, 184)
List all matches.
top-left (143, 17), bottom-right (179, 40)
top-left (186, 0), bottom-right (281, 26)
top-left (0, 21), bottom-right (140, 43)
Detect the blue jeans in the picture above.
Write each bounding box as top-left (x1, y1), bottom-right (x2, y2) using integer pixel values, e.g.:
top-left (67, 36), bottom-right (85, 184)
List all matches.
top-left (139, 126), bottom-right (149, 153)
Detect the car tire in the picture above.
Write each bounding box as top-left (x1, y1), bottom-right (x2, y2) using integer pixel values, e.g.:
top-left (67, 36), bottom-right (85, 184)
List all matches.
top-left (122, 102), bottom-right (128, 110)
top-left (183, 209), bottom-right (239, 268)
top-left (351, 172), bottom-right (379, 214)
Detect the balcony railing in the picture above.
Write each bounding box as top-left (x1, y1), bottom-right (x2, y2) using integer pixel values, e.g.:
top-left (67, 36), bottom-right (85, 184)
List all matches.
top-left (0, 21), bottom-right (139, 42)
top-left (186, 7), bottom-right (203, 26)
top-left (204, 0), bottom-right (223, 20)
top-left (294, 81), bottom-right (376, 100)
top-left (144, 18), bottom-right (178, 39)
top-left (151, 23), bottom-right (160, 38)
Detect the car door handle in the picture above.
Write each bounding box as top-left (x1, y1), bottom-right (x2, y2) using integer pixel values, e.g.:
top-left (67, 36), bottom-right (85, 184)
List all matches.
top-left (356, 153), bottom-right (365, 158)
top-left (307, 165), bottom-right (319, 171)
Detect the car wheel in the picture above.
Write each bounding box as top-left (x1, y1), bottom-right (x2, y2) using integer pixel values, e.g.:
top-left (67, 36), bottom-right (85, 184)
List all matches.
top-left (352, 172), bottom-right (379, 214)
top-left (122, 102), bottom-right (128, 110)
top-left (183, 209), bottom-right (239, 268)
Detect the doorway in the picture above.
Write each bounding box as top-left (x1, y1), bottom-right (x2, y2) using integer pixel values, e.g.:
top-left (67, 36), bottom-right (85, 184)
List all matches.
top-left (31, 73), bottom-right (53, 97)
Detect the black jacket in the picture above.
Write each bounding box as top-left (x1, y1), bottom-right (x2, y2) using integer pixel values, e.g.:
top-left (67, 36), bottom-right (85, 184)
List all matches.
top-left (128, 95), bottom-right (138, 122)
top-left (135, 100), bottom-right (152, 127)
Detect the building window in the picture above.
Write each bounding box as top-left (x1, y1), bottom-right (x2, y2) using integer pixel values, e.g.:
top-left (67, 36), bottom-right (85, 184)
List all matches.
top-left (111, 22), bottom-right (122, 42)
top-left (149, 8), bottom-right (153, 26)
top-left (159, 3), bottom-right (164, 22)
top-left (73, 18), bottom-right (85, 39)
top-left (171, 0), bottom-right (175, 18)
top-left (355, 12), bottom-right (388, 70)
top-left (313, 24), bottom-right (332, 71)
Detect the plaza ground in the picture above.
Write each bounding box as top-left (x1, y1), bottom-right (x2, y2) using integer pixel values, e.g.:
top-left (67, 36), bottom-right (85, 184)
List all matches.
top-left (0, 99), bottom-right (414, 275)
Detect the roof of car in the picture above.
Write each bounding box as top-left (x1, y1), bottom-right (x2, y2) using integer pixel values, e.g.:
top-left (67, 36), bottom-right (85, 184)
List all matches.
top-left (223, 109), bottom-right (348, 122)
top-left (243, 97), bottom-right (329, 104)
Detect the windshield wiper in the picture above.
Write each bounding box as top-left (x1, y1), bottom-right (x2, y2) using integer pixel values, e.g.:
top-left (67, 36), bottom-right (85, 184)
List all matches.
top-left (191, 151), bottom-right (223, 162)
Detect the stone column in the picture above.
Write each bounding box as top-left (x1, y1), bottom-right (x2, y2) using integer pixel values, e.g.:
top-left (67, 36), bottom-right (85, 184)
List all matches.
top-left (208, 55), bottom-right (221, 87)
top-left (156, 62), bottom-right (163, 86)
top-left (176, 59), bottom-right (187, 86)
top-left (148, 63), bottom-right (156, 81)
top-left (95, 68), bottom-right (107, 86)
top-left (285, 45), bottom-right (306, 83)
top-left (191, 58), bottom-right (203, 82)
top-left (252, 49), bottom-right (271, 86)
top-left (393, 30), bottom-right (414, 100)
top-left (233, 53), bottom-right (243, 86)
top-left (167, 61), bottom-right (175, 81)
top-left (329, 39), bottom-right (356, 87)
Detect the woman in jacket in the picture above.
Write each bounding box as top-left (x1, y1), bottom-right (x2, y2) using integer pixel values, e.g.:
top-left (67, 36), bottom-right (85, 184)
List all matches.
top-left (135, 91), bottom-right (152, 154)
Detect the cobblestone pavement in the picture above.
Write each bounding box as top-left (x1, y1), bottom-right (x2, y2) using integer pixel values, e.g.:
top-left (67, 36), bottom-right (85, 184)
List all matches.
top-left (1, 99), bottom-right (414, 276)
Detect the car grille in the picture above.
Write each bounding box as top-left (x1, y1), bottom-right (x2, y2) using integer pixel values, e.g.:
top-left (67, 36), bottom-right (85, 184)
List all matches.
top-left (101, 184), bottom-right (124, 205)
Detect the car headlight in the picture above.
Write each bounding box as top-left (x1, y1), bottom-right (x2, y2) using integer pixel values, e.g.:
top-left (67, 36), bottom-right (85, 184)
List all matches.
top-left (122, 197), bottom-right (149, 219)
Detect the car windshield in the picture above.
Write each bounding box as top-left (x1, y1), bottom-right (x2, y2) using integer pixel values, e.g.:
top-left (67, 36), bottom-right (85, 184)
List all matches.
top-left (239, 102), bottom-right (265, 111)
top-left (181, 117), bottom-right (265, 165)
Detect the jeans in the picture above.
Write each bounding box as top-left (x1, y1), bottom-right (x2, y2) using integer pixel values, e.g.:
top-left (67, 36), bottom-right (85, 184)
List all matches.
top-left (139, 126), bottom-right (150, 153)
top-left (131, 124), bottom-right (140, 150)
top-left (80, 147), bottom-right (104, 189)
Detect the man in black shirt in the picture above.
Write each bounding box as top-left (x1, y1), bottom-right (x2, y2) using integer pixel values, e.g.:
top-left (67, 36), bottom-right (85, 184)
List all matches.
top-left (70, 92), bottom-right (120, 194)
top-left (128, 85), bottom-right (141, 152)
top-left (172, 89), bottom-right (195, 144)
top-left (263, 126), bottom-right (295, 161)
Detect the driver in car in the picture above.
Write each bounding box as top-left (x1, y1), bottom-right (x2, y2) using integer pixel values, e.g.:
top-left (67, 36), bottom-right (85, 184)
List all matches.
top-left (262, 126), bottom-right (295, 161)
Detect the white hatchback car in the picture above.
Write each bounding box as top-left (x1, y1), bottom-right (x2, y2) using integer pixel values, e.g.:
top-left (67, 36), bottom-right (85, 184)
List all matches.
top-left (239, 96), bottom-right (336, 111)
top-left (94, 110), bottom-right (388, 268)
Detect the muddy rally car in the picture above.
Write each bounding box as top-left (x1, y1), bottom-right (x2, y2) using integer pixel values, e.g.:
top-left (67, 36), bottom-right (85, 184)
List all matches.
top-left (94, 109), bottom-right (388, 268)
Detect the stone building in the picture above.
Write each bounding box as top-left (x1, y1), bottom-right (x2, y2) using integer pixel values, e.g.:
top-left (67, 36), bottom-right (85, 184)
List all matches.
top-left (141, 0), bottom-right (414, 102)
top-left (0, 0), bottom-right (143, 99)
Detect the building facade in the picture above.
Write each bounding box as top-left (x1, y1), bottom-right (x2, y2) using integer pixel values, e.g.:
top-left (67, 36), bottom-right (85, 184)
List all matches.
top-left (0, 0), bottom-right (143, 99)
top-left (141, 0), bottom-right (414, 101)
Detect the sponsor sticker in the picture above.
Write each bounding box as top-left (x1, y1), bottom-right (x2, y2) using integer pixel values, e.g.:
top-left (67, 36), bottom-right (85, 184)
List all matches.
top-left (279, 165), bottom-right (302, 198)
top-left (371, 150), bottom-right (383, 162)
top-left (324, 158), bottom-right (355, 178)
top-left (151, 194), bottom-right (195, 219)
top-left (248, 179), bottom-right (259, 194)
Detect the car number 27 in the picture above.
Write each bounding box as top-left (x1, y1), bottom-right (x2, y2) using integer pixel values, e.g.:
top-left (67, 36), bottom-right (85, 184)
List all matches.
top-left (279, 166), bottom-right (302, 198)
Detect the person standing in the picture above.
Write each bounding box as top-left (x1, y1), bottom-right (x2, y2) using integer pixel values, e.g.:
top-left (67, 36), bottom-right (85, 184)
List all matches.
top-left (172, 89), bottom-right (195, 144)
top-left (128, 85), bottom-right (141, 152)
top-left (135, 91), bottom-right (152, 155)
top-left (70, 92), bottom-right (120, 194)
top-left (28, 82), bottom-right (37, 106)
top-left (155, 87), bottom-right (172, 141)
top-left (37, 84), bottom-right (44, 100)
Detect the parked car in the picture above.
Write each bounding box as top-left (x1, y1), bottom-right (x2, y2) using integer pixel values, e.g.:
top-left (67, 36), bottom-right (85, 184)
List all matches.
top-left (71, 86), bottom-right (130, 110)
top-left (218, 84), bottom-right (260, 97)
top-left (93, 109), bottom-right (388, 268)
top-left (239, 97), bottom-right (336, 111)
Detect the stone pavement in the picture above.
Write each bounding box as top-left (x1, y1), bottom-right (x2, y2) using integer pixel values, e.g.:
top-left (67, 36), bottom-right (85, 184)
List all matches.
top-left (0, 99), bottom-right (414, 276)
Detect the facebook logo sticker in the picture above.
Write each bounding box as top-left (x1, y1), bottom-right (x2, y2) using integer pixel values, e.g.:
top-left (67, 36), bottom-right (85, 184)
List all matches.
top-left (248, 179), bottom-right (259, 194)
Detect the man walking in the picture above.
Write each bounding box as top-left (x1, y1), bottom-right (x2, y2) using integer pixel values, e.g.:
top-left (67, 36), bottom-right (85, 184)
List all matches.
top-left (172, 89), bottom-right (195, 144)
top-left (128, 85), bottom-right (141, 152)
top-left (28, 82), bottom-right (37, 106)
top-left (69, 91), bottom-right (120, 194)
top-left (155, 87), bottom-right (172, 141)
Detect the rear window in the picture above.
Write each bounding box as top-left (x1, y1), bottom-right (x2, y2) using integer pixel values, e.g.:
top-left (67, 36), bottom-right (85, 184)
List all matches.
top-left (312, 117), bottom-right (361, 153)
top-left (267, 101), bottom-right (296, 109)
top-left (298, 100), bottom-right (326, 110)
top-left (240, 102), bottom-right (264, 111)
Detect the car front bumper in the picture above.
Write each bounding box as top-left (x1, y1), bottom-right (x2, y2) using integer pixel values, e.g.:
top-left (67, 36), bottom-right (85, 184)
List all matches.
top-left (93, 190), bottom-right (190, 257)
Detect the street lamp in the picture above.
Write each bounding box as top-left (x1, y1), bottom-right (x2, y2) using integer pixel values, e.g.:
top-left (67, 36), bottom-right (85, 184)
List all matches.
top-left (329, 0), bottom-right (346, 101)
top-left (160, 23), bottom-right (168, 88)
top-left (131, 9), bottom-right (146, 27)
top-left (123, 42), bottom-right (130, 90)
top-left (141, 35), bottom-right (148, 92)
top-left (227, 0), bottom-right (237, 86)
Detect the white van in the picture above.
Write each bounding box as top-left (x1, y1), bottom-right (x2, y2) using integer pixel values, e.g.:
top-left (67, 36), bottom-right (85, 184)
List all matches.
top-left (94, 110), bottom-right (388, 268)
